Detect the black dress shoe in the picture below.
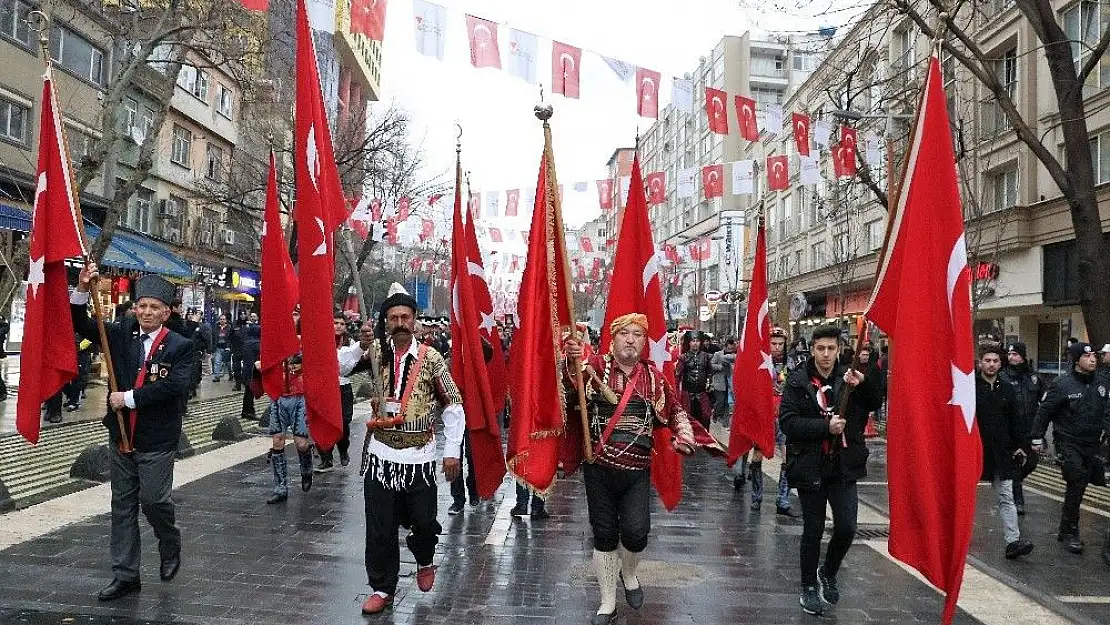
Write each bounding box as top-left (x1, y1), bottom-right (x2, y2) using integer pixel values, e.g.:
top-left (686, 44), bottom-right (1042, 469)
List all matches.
top-left (589, 611), bottom-right (617, 625)
top-left (98, 578), bottom-right (141, 601)
top-left (620, 572), bottom-right (644, 609)
top-left (160, 552), bottom-right (181, 581)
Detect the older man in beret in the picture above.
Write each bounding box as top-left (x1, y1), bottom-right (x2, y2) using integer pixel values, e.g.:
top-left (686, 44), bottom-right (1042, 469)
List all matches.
top-left (564, 312), bottom-right (697, 625)
top-left (71, 264), bottom-right (196, 601)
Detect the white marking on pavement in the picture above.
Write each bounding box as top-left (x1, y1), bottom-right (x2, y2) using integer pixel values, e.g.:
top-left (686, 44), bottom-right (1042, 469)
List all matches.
top-left (483, 479), bottom-right (516, 546)
top-left (864, 540), bottom-right (1077, 625)
top-left (1021, 484), bottom-right (1110, 519)
top-left (1056, 596), bottom-right (1110, 604)
top-left (0, 438), bottom-right (269, 551)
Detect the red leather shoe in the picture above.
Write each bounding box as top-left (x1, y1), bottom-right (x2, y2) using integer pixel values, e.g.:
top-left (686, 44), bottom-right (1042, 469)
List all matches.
top-left (361, 593), bottom-right (393, 614)
top-left (416, 565), bottom-right (436, 592)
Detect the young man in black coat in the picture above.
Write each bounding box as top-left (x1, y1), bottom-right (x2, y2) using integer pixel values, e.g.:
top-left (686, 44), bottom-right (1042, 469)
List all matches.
top-left (999, 341), bottom-right (1042, 514)
top-left (779, 325), bottom-right (881, 616)
top-left (976, 346), bottom-right (1034, 559)
top-left (71, 265), bottom-right (195, 602)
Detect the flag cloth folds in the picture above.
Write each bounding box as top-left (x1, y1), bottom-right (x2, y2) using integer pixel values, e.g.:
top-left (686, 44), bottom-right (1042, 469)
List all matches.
top-left (507, 28), bottom-right (538, 83)
top-left (350, 0), bottom-right (387, 40)
top-left (551, 41), bottom-right (581, 99)
top-left (645, 171), bottom-right (665, 205)
top-left (294, 0), bottom-right (343, 450)
top-left (466, 15), bottom-right (501, 69)
top-left (864, 56), bottom-right (982, 625)
top-left (465, 202), bottom-right (508, 419)
top-left (505, 189), bottom-right (520, 216)
top-left (705, 87), bottom-right (729, 134)
top-left (507, 118), bottom-right (575, 494)
top-left (727, 218), bottom-right (774, 463)
top-left (701, 164), bottom-right (724, 199)
top-left (767, 155), bottom-right (789, 191)
top-left (17, 68), bottom-right (85, 445)
top-left (735, 95), bottom-right (759, 141)
top-left (597, 179), bottom-right (614, 210)
top-left (260, 151), bottom-right (301, 401)
top-left (792, 112), bottom-right (811, 156)
top-left (636, 67), bottom-right (661, 118)
top-left (412, 0), bottom-right (446, 60)
top-left (451, 156), bottom-right (506, 500)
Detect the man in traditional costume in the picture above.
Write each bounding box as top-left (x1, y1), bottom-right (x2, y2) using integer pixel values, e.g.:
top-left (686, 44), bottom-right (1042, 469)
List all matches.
top-left (676, 330), bottom-right (713, 429)
top-left (563, 313), bottom-right (700, 625)
top-left (359, 284), bottom-right (464, 615)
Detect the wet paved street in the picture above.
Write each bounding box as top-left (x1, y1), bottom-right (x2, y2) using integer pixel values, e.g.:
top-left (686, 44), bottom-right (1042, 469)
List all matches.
top-left (0, 407), bottom-right (1107, 625)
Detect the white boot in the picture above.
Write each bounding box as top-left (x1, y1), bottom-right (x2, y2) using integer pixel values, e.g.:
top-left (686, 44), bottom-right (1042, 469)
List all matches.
top-left (591, 549), bottom-right (620, 624)
top-left (618, 546), bottom-right (643, 608)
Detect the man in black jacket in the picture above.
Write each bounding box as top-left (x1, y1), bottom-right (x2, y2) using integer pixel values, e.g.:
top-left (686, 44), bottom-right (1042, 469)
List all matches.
top-left (1032, 342), bottom-right (1110, 555)
top-left (976, 346), bottom-right (1034, 559)
top-left (71, 265), bottom-right (195, 602)
top-left (779, 325), bottom-right (880, 616)
top-left (1000, 341), bottom-right (1042, 515)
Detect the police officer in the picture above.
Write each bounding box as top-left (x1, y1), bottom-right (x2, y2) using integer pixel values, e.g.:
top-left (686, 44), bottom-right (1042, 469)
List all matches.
top-left (1032, 342), bottom-right (1110, 555)
top-left (1000, 341), bottom-right (1043, 515)
top-left (71, 265), bottom-right (196, 601)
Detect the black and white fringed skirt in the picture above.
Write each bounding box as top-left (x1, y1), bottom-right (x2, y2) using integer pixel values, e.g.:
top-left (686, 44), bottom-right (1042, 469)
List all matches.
top-left (366, 454), bottom-right (437, 492)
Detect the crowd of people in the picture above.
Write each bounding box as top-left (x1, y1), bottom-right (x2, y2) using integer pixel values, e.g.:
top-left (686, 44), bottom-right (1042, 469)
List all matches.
top-left (47, 263), bottom-right (1110, 620)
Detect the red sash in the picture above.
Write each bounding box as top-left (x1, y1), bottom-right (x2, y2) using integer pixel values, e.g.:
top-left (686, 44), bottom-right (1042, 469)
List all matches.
top-left (128, 327), bottom-right (170, 448)
top-left (593, 364), bottom-right (643, 458)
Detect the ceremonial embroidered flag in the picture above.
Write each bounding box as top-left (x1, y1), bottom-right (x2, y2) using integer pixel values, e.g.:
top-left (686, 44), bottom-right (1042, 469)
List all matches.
top-left (260, 150), bottom-right (301, 402)
top-left (350, 0), bottom-right (387, 40)
top-left (636, 67), bottom-right (661, 118)
top-left (735, 95), bottom-right (759, 141)
top-left (728, 216), bottom-right (775, 462)
top-left (16, 67), bottom-right (84, 445)
top-left (505, 189), bottom-right (520, 216)
top-left (552, 41), bottom-right (582, 99)
top-left (731, 160), bottom-right (754, 195)
top-left (705, 87), bottom-right (729, 134)
top-left (412, 0), bottom-right (447, 60)
top-left (766, 155), bottom-right (789, 191)
top-left (507, 28), bottom-right (538, 83)
top-left (866, 56), bottom-right (981, 625)
top-left (792, 112), bottom-right (811, 156)
top-left (645, 171), bottom-right (666, 205)
top-left (466, 15), bottom-right (501, 69)
top-left (671, 78), bottom-right (693, 113)
top-left (294, 0), bottom-right (343, 449)
top-left (597, 179), bottom-right (614, 210)
top-left (702, 164), bottom-right (724, 199)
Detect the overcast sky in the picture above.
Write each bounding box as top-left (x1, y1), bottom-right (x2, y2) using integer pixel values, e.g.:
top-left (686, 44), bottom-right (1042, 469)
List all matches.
top-left (373, 0), bottom-right (839, 229)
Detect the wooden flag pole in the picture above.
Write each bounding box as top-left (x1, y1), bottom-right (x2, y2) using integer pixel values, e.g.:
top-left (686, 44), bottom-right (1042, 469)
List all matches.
top-left (30, 11), bottom-right (131, 454)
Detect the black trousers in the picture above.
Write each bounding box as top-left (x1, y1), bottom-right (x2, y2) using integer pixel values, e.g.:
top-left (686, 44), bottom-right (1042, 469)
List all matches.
top-left (1059, 437), bottom-right (1100, 533)
top-left (364, 471), bottom-right (441, 595)
top-left (798, 480), bottom-right (858, 587)
top-left (583, 463), bottom-right (651, 553)
top-left (1012, 448), bottom-right (1038, 507)
top-left (711, 389), bottom-right (730, 423)
top-left (320, 385), bottom-right (354, 460)
top-left (450, 431), bottom-right (478, 505)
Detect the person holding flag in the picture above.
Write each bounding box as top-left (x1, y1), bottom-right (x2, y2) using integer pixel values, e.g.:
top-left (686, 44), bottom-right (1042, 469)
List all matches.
top-left (358, 283), bottom-right (464, 615)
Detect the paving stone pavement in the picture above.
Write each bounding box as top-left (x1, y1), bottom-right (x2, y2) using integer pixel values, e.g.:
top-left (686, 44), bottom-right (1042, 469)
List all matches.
top-left (0, 410), bottom-right (1098, 625)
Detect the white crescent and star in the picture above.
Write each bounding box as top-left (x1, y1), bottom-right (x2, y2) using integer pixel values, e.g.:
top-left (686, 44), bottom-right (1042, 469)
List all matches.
top-left (306, 125), bottom-right (320, 193)
top-left (312, 217), bottom-right (327, 256)
top-left (946, 233), bottom-right (976, 432)
top-left (27, 172), bottom-right (48, 298)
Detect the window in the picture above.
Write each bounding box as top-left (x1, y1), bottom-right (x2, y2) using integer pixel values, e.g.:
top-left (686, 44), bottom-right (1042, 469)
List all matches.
top-left (128, 187), bottom-right (154, 233)
top-left (0, 0), bottom-right (32, 47)
top-left (1062, 0), bottom-right (1110, 91)
top-left (811, 242), bottom-right (825, 270)
top-left (192, 70), bottom-right (209, 101)
top-left (793, 250), bottom-right (803, 274)
top-left (49, 23), bottom-right (105, 85)
top-left (990, 167), bottom-right (1018, 212)
top-left (751, 87), bottom-right (784, 106)
top-left (124, 97), bottom-right (138, 131)
top-left (892, 28), bottom-right (914, 87)
top-left (866, 220), bottom-right (884, 252)
top-left (68, 129), bottom-right (93, 161)
top-left (216, 84), bottom-right (233, 118)
top-left (833, 231), bottom-right (852, 260)
top-left (205, 144), bottom-right (224, 181)
top-left (0, 96), bottom-right (28, 144)
top-left (171, 124), bottom-right (192, 167)
top-left (983, 49), bottom-right (1017, 137)
top-left (792, 53), bottom-right (814, 72)
top-left (1089, 130), bottom-right (1110, 183)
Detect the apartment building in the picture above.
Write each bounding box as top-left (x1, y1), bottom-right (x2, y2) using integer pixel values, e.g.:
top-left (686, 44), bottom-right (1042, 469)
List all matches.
top-left (754, 0), bottom-right (1110, 374)
top-left (638, 33), bottom-right (817, 333)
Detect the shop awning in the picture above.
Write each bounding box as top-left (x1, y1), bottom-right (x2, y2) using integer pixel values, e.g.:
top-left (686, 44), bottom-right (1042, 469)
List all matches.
top-left (221, 292), bottom-right (255, 302)
top-left (0, 203), bottom-right (192, 279)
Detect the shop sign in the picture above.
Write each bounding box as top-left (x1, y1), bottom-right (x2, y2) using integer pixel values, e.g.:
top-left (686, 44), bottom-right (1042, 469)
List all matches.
top-left (230, 269), bottom-right (260, 295)
top-left (973, 262), bottom-right (1000, 281)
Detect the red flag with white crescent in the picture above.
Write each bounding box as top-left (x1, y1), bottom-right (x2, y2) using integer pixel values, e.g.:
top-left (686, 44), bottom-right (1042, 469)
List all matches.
top-left (792, 112), bottom-right (811, 156)
top-left (636, 67), bottom-right (661, 118)
top-left (705, 87), bottom-right (729, 134)
top-left (552, 41), bottom-right (582, 99)
top-left (735, 95), bottom-right (760, 141)
top-left (465, 15), bottom-right (501, 69)
top-left (260, 151), bottom-right (301, 401)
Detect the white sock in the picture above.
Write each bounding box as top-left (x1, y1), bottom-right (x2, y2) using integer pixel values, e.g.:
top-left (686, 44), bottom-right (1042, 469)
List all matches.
top-left (594, 549), bottom-right (620, 615)
top-left (618, 546), bottom-right (640, 590)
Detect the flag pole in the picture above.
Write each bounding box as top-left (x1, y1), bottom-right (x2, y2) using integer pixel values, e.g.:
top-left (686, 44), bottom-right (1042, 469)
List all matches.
top-left (535, 102), bottom-right (592, 462)
top-left (30, 11), bottom-right (131, 454)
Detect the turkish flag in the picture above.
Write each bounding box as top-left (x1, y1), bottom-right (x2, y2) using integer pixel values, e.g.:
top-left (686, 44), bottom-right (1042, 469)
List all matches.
top-left (636, 67), bottom-right (661, 118)
top-left (419, 218), bottom-right (435, 242)
top-left (397, 196), bottom-right (412, 222)
top-left (552, 41), bottom-right (581, 99)
top-left (792, 112), bottom-right (811, 156)
top-left (349, 218), bottom-right (369, 240)
top-left (16, 69), bottom-right (85, 444)
top-left (705, 87), bottom-right (729, 134)
top-left (689, 237), bottom-right (712, 262)
top-left (294, 0), bottom-right (343, 450)
top-left (385, 217), bottom-right (398, 245)
top-left (468, 192), bottom-right (481, 219)
top-left (727, 219), bottom-right (775, 463)
top-left (701, 164), bottom-right (724, 199)
top-left (350, 0), bottom-right (387, 40)
top-left (370, 198), bottom-right (382, 222)
top-left (239, 0), bottom-right (268, 10)
top-left (427, 193), bottom-right (443, 206)
top-left (505, 189), bottom-right (520, 216)
top-left (597, 179), bottom-right (614, 210)
top-left (260, 151), bottom-right (301, 401)
top-left (734, 95), bottom-right (759, 141)
top-left (836, 125), bottom-right (858, 176)
top-left (450, 164), bottom-right (506, 499)
top-left (465, 202), bottom-right (508, 421)
top-left (589, 258), bottom-right (601, 280)
top-left (580, 236), bottom-right (593, 253)
top-left (465, 15), bottom-right (501, 69)
top-left (488, 227), bottom-right (503, 243)
top-left (507, 126), bottom-right (574, 494)
top-left (645, 171), bottom-right (665, 205)
top-left (865, 57), bottom-right (981, 625)
top-left (766, 155), bottom-right (789, 191)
